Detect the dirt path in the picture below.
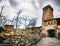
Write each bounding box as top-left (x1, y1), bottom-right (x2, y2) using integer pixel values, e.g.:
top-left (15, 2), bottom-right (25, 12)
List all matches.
top-left (36, 37), bottom-right (60, 46)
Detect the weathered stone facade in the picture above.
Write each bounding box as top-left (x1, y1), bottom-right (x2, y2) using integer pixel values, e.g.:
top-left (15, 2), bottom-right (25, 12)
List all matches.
top-left (42, 5), bottom-right (58, 37)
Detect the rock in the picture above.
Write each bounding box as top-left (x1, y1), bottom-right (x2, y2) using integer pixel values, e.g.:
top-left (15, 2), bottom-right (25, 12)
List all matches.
top-left (36, 37), bottom-right (60, 46)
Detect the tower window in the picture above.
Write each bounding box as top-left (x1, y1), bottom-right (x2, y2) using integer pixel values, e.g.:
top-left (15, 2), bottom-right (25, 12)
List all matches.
top-left (48, 21), bottom-right (52, 25)
top-left (50, 21), bottom-right (52, 25)
top-left (43, 22), bottom-right (48, 26)
top-left (48, 22), bottom-right (50, 25)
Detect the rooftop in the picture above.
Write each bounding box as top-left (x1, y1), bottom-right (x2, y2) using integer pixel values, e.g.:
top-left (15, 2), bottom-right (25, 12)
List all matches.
top-left (43, 5), bottom-right (53, 11)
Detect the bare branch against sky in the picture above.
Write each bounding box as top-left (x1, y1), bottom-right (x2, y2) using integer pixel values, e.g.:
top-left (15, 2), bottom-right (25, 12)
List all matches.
top-left (0, 5), bottom-right (7, 26)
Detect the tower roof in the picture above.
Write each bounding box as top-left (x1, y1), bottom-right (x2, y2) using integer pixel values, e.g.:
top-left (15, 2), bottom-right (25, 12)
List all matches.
top-left (43, 5), bottom-right (53, 11)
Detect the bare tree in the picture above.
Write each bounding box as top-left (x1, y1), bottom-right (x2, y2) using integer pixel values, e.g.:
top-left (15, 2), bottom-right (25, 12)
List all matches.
top-left (12, 10), bottom-right (22, 29)
top-left (12, 15), bottom-right (37, 29)
top-left (20, 16), bottom-right (37, 29)
top-left (20, 16), bottom-right (29, 29)
top-left (0, 5), bottom-right (7, 26)
top-left (27, 18), bottom-right (37, 27)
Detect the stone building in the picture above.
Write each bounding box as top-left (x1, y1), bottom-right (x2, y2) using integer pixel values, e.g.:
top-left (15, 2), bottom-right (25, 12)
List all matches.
top-left (41, 5), bottom-right (58, 37)
top-left (4, 25), bottom-right (14, 31)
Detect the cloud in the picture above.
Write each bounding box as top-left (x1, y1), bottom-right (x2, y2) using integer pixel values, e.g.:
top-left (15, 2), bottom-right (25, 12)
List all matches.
top-left (0, 0), bottom-right (16, 20)
top-left (8, 0), bottom-right (60, 26)
top-left (53, 0), bottom-right (60, 7)
top-left (31, 0), bottom-right (40, 10)
top-left (9, 0), bottom-right (18, 7)
top-left (0, 0), bottom-right (2, 2)
top-left (0, 0), bottom-right (60, 27)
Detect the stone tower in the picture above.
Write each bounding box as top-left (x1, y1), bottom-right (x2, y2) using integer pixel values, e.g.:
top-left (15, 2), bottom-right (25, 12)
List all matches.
top-left (42, 5), bottom-right (53, 21)
top-left (42, 5), bottom-right (58, 37)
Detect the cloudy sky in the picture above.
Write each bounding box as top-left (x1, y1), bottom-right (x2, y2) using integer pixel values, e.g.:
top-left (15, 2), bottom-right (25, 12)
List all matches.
top-left (0, 0), bottom-right (60, 27)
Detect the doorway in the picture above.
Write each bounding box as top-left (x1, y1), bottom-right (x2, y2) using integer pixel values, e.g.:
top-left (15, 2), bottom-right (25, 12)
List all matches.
top-left (47, 29), bottom-right (55, 37)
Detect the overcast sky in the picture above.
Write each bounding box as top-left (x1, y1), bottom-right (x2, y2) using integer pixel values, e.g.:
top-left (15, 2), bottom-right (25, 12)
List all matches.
top-left (0, 0), bottom-right (60, 28)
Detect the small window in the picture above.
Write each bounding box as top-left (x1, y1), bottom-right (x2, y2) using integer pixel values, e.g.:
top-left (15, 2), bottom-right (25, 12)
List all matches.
top-left (48, 22), bottom-right (50, 25)
top-left (44, 22), bottom-right (47, 26)
top-left (52, 20), bottom-right (57, 25)
top-left (50, 21), bottom-right (52, 25)
top-left (48, 21), bottom-right (52, 25)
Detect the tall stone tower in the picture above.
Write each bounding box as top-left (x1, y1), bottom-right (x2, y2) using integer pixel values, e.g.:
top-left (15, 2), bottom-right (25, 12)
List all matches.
top-left (42, 5), bottom-right (54, 21)
top-left (42, 5), bottom-right (58, 37)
